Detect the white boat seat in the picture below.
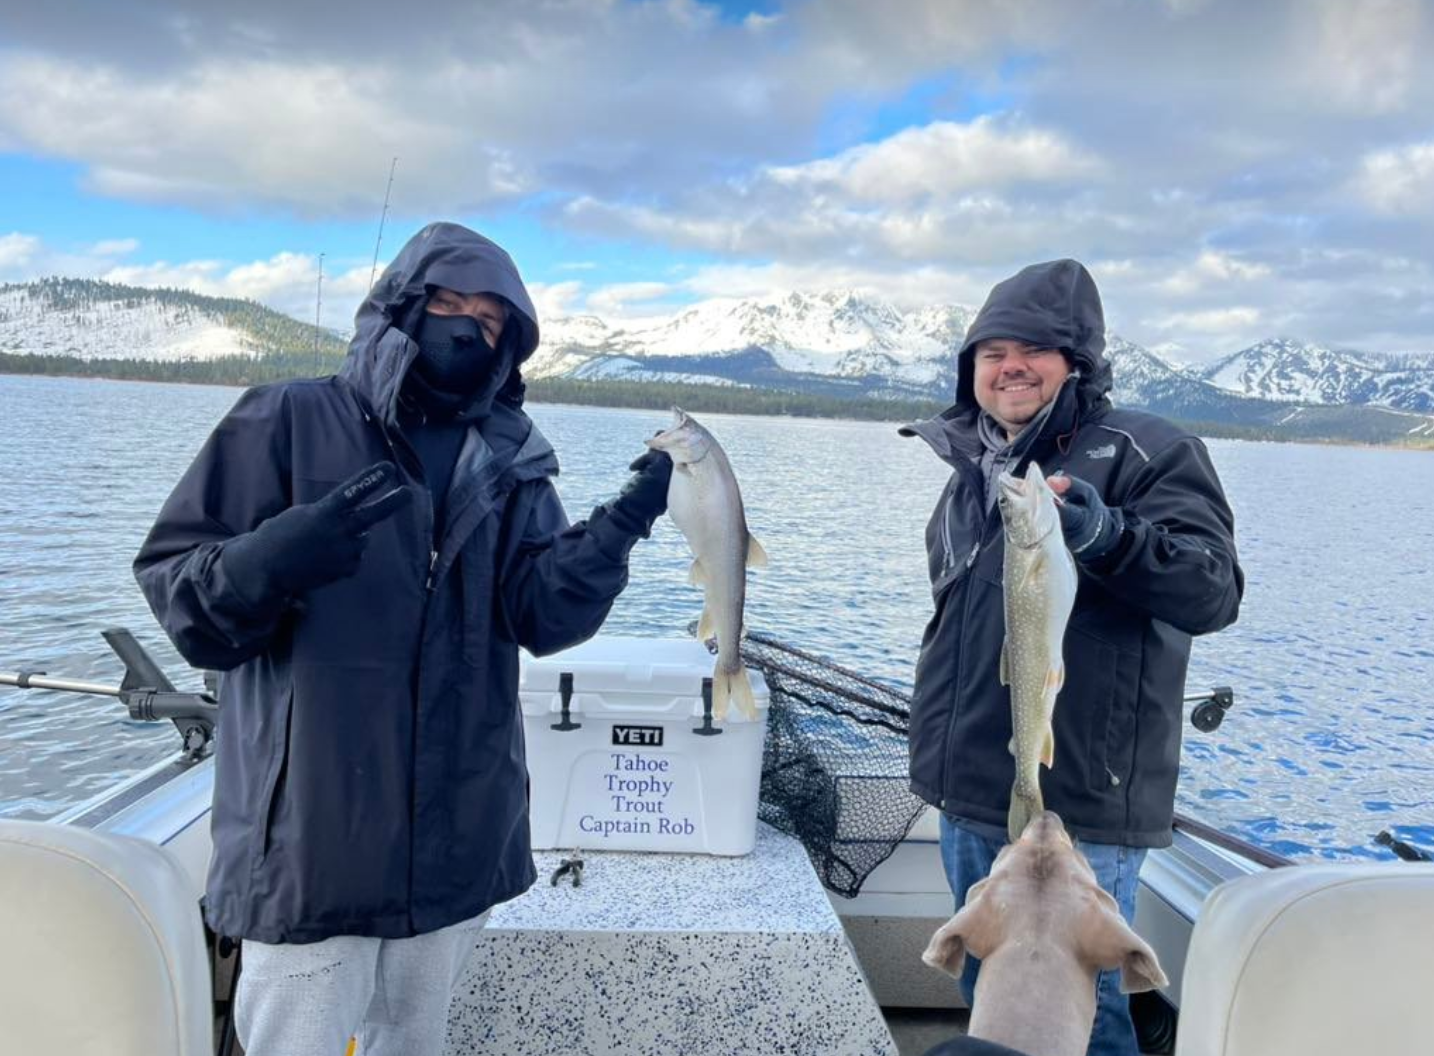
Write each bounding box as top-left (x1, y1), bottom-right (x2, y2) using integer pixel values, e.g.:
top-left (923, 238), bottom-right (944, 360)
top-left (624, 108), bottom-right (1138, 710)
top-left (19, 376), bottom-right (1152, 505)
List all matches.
top-left (1174, 861), bottom-right (1434, 1056)
top-left (0, 819), bottom-right (212, 1056)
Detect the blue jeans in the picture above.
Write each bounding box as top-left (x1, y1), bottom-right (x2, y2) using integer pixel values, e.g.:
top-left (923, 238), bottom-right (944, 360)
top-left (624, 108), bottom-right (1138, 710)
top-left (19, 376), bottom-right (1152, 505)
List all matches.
top-left (938, 815), bottom-right (1148, 1056)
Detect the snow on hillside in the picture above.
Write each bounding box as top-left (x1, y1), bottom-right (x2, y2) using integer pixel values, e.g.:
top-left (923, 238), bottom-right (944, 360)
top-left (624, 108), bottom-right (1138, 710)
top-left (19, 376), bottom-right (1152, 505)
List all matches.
top-left (530, 291), bottom-right (973, 386)
top-left (0, 285), bottom-right (255, 362)
top-left (1202, 338), bottom-right (1434, 412)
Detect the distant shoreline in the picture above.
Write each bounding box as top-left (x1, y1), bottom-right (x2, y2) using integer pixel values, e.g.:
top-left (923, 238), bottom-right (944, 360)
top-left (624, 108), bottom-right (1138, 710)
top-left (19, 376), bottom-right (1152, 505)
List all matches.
top-left (4, 363), bottom-right (1432, 449)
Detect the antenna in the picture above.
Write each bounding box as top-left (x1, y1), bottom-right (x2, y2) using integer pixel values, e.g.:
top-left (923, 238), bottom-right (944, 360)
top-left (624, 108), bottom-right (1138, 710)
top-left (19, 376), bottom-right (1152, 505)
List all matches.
top-left (369, 156), bottom-right (398, 292)
top-left (314, 252), bottom-right (325, 376)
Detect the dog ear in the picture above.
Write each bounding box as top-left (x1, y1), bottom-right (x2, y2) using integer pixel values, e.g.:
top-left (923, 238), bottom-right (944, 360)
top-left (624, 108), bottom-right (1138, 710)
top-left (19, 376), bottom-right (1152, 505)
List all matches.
top-left (921, 914), bottom-right (970, 978)
top-left (1116, 944), bottom-right (1169, 995)
top-left (1079, 895), bottom-right (1170, 994)
top-left (922, 877), bottom-right (998, 978)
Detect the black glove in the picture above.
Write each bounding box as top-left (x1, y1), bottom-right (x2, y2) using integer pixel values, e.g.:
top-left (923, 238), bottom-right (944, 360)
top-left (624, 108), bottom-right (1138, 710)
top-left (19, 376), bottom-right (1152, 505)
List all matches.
top-left (606, 447), bottom-right (673, 536)
top-left (226, 461), bottom-right (415, 595)
top-left (1054, 474), bottom-right (1124, 562)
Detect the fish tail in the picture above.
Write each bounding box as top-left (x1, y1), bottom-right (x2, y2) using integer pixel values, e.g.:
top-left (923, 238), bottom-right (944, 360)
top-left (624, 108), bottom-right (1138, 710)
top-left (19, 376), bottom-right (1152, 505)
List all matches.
top-left (1007, 786), bottom-right (1043, 843)
top-left (713, 663), bottom-right (758, 721)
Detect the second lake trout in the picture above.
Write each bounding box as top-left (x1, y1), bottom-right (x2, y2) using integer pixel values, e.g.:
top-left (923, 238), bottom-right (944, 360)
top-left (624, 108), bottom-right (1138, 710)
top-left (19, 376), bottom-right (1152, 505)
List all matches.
top-left (997, 460), bottom-right (1078, 842)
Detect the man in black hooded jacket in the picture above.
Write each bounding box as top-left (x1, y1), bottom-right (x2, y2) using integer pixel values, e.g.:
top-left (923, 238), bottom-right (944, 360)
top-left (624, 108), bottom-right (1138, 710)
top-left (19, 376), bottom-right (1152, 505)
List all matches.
top-left (902, 259), bottom-right (1243, 1056)
top-left (134, 222), bottom-right (672, 1055)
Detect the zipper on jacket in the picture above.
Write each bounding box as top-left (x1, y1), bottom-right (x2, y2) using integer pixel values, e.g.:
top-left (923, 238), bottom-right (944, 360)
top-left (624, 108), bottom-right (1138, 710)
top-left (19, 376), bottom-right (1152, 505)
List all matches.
top-left (940, 486), bottom-right (956, 574)
top-left (941, 499), bottom-right (1003, 797)
top-left (425, 549), bottom-right (438, 591)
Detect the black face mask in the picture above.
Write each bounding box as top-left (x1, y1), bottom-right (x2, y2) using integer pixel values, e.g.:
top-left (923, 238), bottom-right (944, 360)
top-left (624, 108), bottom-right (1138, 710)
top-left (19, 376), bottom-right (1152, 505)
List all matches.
top-left (412, 312), bottom-right (500, 393)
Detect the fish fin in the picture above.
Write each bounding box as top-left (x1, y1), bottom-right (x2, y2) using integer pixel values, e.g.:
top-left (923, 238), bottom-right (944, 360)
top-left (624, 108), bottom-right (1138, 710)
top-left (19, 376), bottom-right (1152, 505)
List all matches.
top-left (1041, 723), bottom-right (1056, 768)
top-left (1007, 736), bottom-right (1016, 758)
top-left (718, 664), bottom-right (759, 721)
top-left (1019, 548), bottom-right (1047, 592)
top-left (688, 558), bottom-right (708, 587)
top-left (711, 673), bottom-right (730, 721)
top-left (746, 536), bottom-right (769, 569)
top-left (999, 640), bottom-right (1009, 686)
top-left (1044, 665), bottom-right (1064, 692)
top-left (696, 606), bottom-right (716, 641)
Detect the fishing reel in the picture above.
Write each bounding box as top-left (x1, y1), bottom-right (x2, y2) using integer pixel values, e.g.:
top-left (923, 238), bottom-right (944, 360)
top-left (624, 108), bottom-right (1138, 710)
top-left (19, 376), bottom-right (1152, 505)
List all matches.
top-left (1187, 686), bottom-right (1234, 732)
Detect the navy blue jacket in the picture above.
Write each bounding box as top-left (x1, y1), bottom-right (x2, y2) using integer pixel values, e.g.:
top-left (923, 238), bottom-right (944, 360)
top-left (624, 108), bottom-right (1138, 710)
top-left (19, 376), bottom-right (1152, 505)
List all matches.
top-left (901, 260), bottom-right (1244, 847)
top-left (135, 224), bottom-right (642, 942)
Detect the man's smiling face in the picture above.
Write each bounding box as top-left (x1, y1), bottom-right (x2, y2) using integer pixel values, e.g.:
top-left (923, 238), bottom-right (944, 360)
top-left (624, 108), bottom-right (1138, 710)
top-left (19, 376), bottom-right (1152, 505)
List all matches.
top-left (972, 338), bottom-right (1072, 438)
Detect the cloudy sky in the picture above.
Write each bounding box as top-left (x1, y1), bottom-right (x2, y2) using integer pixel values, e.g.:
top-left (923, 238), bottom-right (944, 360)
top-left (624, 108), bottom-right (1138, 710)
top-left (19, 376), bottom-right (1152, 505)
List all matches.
top-left (2, 0), bottom-right (1433, 361)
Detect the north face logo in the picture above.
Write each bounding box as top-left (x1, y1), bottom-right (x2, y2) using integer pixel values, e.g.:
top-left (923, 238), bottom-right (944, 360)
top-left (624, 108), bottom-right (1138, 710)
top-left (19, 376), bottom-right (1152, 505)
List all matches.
top-left (1085, 443), bottom-right (1117, 460)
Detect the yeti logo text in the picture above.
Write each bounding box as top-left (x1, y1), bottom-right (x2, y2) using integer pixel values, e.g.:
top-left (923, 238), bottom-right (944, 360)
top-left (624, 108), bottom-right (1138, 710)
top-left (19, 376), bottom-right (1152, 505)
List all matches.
top-left (1085, 444), bottom-right (1117, 460)
top-left (612, 725), bottom-right (664, 747)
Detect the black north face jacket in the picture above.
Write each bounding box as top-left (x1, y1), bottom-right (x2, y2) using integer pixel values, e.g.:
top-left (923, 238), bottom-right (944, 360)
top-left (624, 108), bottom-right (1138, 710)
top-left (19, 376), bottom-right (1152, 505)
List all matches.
top-left (901, 260), bottom-right (1244, 847)
top-left (135, 223), bottom-right (644, 942)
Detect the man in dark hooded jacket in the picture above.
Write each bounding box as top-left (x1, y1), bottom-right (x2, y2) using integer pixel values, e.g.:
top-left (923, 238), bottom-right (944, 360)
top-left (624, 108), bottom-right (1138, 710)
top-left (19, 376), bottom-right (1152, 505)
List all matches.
top-left (902, 259), bottom-right (1243, 1056)
top-left (134, 222), bottom-right (673, 1055)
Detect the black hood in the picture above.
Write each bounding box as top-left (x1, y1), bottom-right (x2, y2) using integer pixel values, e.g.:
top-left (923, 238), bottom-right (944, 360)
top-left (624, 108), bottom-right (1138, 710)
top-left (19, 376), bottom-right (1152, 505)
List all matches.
top-left (340, 222), bottom-right (540, 422)
top-left (954, 258), bottom-right (1112, 417)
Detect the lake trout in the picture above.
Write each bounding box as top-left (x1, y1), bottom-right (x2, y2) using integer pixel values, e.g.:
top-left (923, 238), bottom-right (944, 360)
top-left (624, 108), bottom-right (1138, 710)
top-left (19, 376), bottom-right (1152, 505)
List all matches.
top-left (647, 408), bottom-right (768, 720)
top-left (997, 460), bottom-right (1078, 842)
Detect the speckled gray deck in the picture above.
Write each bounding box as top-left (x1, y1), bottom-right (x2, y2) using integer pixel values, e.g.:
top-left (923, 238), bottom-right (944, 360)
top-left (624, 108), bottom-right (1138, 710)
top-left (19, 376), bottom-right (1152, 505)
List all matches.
top-left (445, 823), bottom-right (897, 1055)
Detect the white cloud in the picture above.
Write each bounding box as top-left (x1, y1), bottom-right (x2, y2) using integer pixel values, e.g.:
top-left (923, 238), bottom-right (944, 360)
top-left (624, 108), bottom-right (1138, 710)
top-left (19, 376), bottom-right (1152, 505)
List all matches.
top-left (766, 118), bottom-right (1099, 203)
top-left (0, 56), bottom-right (534, 215)
top-left (89, 238), bottom-right (140, 257)
top-left (1161, 251), bottom-right (1273, 296)
top-left (7, 2), bottom-right (1434, 352)
top-left (528, 281), bottom-right (586, 322)
top-left (97, 251), bottom-right (373, 325)
top-left (561, 113), bottom-right (1124, 267)
top-left (1298, 0), bottom-right (1423, 116)
top-left (585, 282), bottom-right (679, 318)
top-left (1354, 141), bottom-right (1434, 216)
top-left (0, 231), bottom-right (152, 284)
top-left (1151, 306), bottom-right (1263, 335)
top-left (0, 233), bottom-right (42, 271)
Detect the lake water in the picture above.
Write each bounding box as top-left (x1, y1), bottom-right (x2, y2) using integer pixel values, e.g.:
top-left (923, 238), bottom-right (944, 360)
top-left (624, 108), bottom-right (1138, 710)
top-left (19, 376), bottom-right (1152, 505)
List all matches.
top-left (1, 373), bottom-right (1431, 861)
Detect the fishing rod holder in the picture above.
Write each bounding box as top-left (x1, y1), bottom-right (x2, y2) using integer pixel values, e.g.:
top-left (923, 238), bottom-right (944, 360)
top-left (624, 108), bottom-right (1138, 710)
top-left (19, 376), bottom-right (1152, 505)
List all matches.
top-left (1, 628), bottom-right (218, 760)
top-left (1186, 686), bottom-right (1235, 732)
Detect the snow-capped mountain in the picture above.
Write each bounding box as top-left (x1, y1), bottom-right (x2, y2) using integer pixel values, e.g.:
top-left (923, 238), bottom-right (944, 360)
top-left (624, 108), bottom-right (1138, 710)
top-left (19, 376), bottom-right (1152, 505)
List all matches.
top-left (1201, 338), bottom-right (1434, 413)
top-left (531, 291), bottom-right (974, 398)
top-left (5, 278), bottom-right (1432, 443)
top-left (533, 294), bottom-right (1230, 411)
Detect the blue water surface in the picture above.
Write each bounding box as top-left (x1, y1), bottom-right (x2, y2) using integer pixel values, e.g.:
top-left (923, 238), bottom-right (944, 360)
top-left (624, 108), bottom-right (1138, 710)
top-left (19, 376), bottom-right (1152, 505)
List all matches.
top-left (1, 374), bottom-right (1430, 860)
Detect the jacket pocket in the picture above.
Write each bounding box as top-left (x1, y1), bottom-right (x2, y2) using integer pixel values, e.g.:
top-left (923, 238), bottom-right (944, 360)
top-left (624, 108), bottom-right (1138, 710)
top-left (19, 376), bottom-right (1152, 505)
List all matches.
top-left (252, 687), bottom-right (295, 868)
top-left (1065, 626), bottom-right (1138, 795)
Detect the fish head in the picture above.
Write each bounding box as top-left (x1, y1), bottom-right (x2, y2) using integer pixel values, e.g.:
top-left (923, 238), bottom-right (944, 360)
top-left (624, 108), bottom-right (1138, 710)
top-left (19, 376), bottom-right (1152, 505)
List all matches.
top-left (996, 459), bottom-right (1061, 550)
top-left (645, 406), bottom-right (714, 466)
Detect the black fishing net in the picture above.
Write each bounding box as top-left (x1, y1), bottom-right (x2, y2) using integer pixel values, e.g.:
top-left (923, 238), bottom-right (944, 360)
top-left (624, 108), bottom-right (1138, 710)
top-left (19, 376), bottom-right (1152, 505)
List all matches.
top-left (738, 631), bottom-right (930, 899)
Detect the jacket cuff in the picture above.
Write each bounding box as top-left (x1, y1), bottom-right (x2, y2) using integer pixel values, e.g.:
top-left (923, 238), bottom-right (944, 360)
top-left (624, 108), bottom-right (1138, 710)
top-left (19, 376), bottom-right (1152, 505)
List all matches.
top-left (587, 505), bottom-right (645, 563)
top-left (218, 531), bottom-right (293, 613)
top-left (1081, 512), bottom-right (1137, 572)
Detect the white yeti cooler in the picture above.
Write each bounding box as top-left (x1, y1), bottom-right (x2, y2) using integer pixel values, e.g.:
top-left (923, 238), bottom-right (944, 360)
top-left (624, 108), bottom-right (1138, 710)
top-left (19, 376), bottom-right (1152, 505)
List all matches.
top-left (519, 636), bottom-right (770, 856)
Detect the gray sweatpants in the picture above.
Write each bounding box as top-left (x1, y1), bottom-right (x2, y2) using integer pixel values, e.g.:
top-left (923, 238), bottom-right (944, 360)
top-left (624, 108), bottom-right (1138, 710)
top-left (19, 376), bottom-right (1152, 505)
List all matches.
top-left (235, 911), bottom-right (489, 1056)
